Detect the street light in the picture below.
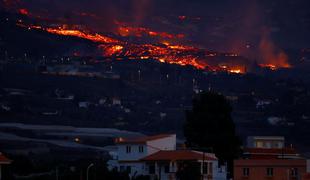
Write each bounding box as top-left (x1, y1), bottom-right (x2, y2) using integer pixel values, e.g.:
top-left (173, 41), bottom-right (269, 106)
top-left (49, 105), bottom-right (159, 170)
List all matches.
top-left (87, 163), bottom-right (94, 180)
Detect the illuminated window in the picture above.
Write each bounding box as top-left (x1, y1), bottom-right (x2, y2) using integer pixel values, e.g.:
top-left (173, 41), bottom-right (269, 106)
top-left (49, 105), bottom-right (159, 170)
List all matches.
top-left (256, 141), bottom-right (263, 148)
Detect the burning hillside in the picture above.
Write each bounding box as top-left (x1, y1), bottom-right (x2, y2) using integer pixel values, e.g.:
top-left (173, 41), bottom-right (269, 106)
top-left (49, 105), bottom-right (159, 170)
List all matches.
top-left (16, 22), bottom-right (250, 73)
top-left (2, 0), bottom-right (295, 73)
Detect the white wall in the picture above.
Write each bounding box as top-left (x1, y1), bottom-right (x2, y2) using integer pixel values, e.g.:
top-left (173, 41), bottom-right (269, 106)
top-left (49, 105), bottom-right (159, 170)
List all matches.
top-left (109, 134), bottom-right (177, 179)
top-left (118, 162), bottom-right (146, 178)
top-left (117, 134), bottom-right (176, 161)
top-left (118, 144), bottom-right (147, 161)
top-left (147, 135), bottom-right (176, 155)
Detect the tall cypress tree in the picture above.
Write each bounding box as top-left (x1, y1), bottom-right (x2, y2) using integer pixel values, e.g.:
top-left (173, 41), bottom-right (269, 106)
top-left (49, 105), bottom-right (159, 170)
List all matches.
top-left (184, 91), bottom-right (241, 176)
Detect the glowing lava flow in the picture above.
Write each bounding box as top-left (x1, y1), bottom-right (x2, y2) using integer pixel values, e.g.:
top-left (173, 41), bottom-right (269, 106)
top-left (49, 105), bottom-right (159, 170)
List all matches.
top-left (116, 22), bottom-right (185, 40)
top-left (15, 21), bottom-right (253, 73)
top-left (259, 63), bottom-right (291, 71)
top-left (16, 22), bottom-right (248, 72)
top-left (46, 28), bottom-right (119, 44)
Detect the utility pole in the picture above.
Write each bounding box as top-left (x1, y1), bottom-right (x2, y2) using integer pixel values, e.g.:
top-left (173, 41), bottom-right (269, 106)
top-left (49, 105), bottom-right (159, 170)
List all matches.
top-left (56, 167), bottom-right (59, 180)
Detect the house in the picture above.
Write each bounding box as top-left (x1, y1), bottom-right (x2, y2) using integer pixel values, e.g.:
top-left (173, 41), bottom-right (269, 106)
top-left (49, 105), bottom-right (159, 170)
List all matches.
top-left (0, 152), bottom-right (11, 180)
top-left (234, 136), bottom-right (308, 180)
top-left (141, 150), bottom-right (226, 180)
top-left (302, 160), bottom-right (310, 180)
top-left (108, 134), bottom-right (227, 180)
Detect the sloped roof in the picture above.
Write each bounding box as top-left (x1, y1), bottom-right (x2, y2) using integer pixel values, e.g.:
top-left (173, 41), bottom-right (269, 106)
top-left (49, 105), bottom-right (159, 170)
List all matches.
top-left (141, 150), bottom-right (217, 161)
top-left (0, 153), bottom-right (12, 164)
top-left (116, 134), bottom-right (175, 144)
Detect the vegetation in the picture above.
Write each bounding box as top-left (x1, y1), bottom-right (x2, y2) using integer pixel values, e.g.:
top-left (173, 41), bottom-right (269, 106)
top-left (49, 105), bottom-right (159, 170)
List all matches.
top-left (184, 91), bottom-right (241, 176)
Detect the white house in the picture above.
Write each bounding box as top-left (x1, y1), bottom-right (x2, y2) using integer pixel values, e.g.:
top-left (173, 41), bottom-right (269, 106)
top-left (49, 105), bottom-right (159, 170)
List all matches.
top-left (0, 152), bottom-right (11, 180)
top-left (108, 134), bottom-right (227, 180)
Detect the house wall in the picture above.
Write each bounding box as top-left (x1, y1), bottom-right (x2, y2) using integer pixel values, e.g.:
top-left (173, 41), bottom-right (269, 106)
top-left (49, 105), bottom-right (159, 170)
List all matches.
top-left (146, 135), bottom-right (176, 155)
top-left (145, 160), bottom-right (226, 180)
top-left (234, 159), bottom-right (307, 180)
top-left (212, 161), bottom-right (227, 180)
top-left (117, 135), bottom-right (176, 162)
top-left (118, 162), bottom-right (145, 178)
top-left (118, 144), bottom-right (147, 161)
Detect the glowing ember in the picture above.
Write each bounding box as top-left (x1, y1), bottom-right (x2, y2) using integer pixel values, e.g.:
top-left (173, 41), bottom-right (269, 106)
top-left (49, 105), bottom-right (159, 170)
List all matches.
top-left (116, 22), bottom-right (185, 40)
top-left (179, 16), bottom-right (187, 21)
top-left (99, 45), bottom-right (124, 57)
top-left (229, 69), bottom-right (242, 74)
top-left (259, 64), bottom-right (277, 70)
top-left (19, 8), bottom-right (29, 15)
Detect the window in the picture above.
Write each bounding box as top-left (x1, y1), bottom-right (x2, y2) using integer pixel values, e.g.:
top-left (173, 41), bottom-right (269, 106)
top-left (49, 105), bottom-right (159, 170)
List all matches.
top-left (202, 162), bottom-right (208, 174)
top-left (126, 166), bottom-right (131, 173)
top-left (149, 165), bottom-right (155, 174)
top-left (291, 168), bottom-right (298, 177)
top-left (139, 146), bottom-right (144, 153)
top-left (266, 168), bottom-right (273, 176)
top-left (164, 165), bottom-right (170, 173)
top-left (208, 162), bottom-right (213, 174)
top-left (256, 141), bottom-right (263, 148)
top-left (243, 168), bottom-right (250, 176)
top-left (126, 146), bottom-right (131, 153)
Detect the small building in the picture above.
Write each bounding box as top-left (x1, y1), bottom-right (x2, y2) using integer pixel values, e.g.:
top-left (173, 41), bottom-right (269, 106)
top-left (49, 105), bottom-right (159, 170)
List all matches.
top-left (112, 97), bottom-right (122, 106)
top-left (141, 150), bottom-right (226, 180)
top-left (0, 152), bottom-right (11, 180)
top-left (246, 136), bottom-right (285, 149)
top-left (234, 136), bottom-right (307, 180)
top-left (108, 134), bottom-right (227, 180)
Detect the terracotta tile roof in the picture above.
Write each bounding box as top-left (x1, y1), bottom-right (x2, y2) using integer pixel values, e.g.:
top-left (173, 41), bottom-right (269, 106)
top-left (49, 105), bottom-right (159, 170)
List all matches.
top-left (116, 134), bottom-right (175, 144)
top-left (141, 150), bottom-right (217, 161)
top-left (0, 153), bottom-right (11, 164)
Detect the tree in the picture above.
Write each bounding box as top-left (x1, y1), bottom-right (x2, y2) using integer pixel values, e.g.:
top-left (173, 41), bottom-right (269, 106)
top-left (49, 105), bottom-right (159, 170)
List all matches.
top-left (176, 161), bottom-right (201, 180)
top-left (183, 91), bottom-right (241, 177)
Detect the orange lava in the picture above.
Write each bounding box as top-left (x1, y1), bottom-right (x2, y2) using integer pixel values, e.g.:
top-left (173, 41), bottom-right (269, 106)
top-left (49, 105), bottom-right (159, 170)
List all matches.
top-left (16, 22), bottom-right (291, 74)
top-left (117, 22), bottom-right (184, 40)
top-left (259, 63), bottom-right (290, 70)
top-left (46, 28), bottom-right (119, 44)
